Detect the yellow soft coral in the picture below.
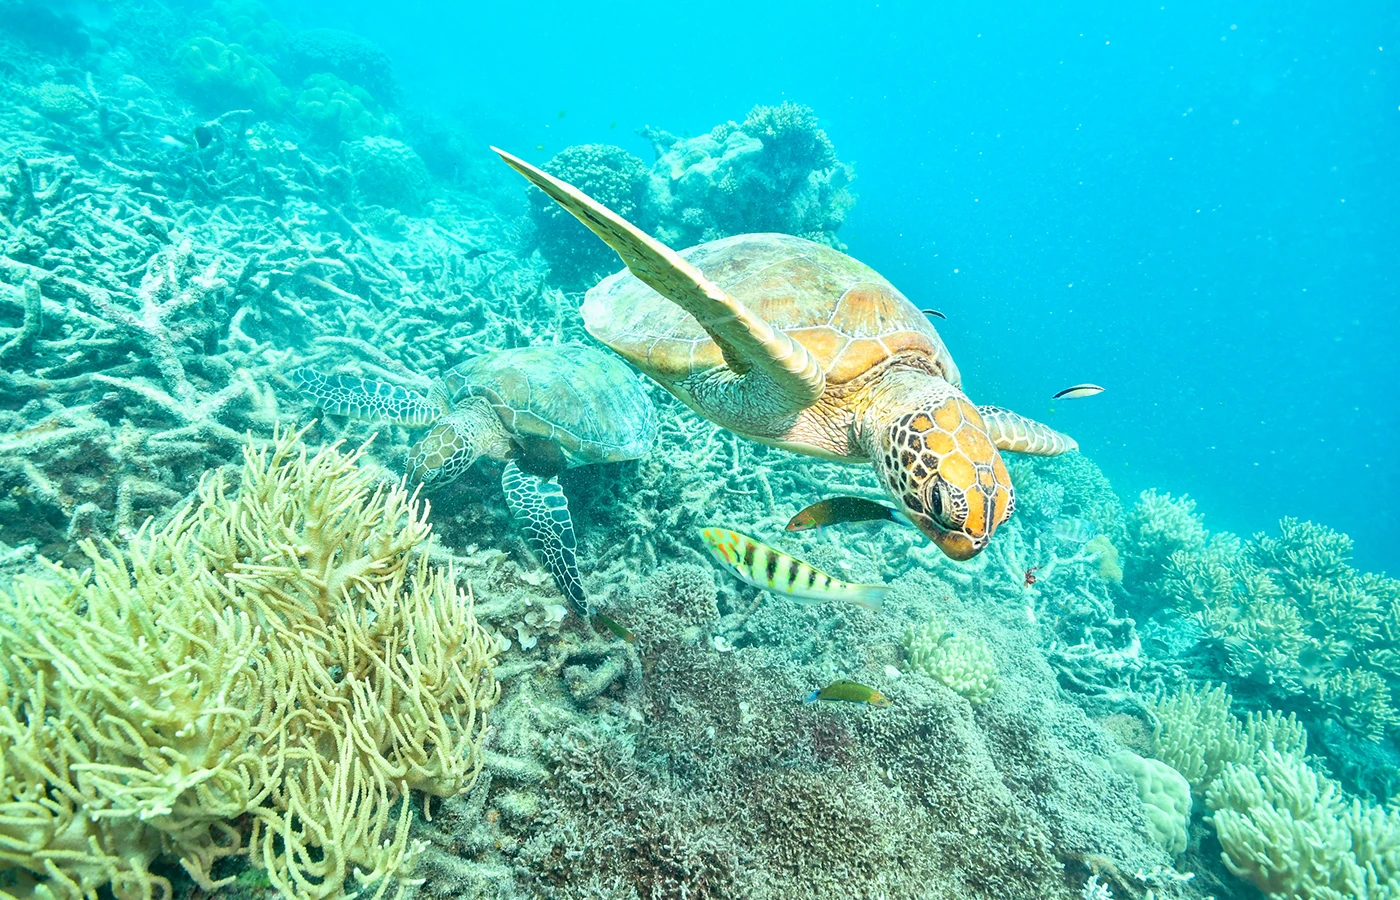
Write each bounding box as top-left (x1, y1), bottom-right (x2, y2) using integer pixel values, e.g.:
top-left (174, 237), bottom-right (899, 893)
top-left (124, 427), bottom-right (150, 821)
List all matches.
top-left (0, 426), bottom-right (498, 900)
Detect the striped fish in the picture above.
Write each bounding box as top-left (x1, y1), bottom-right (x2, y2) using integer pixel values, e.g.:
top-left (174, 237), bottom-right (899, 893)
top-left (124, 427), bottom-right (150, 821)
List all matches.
top-left (698, 527), bottom-right (889, 612)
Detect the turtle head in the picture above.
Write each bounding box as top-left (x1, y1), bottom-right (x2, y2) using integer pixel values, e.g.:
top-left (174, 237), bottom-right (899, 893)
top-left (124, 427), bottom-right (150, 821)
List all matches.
top-left (407, 415), bottom-right (480, 486)
top-left (868, 384), bottom-right (1014, 560)
top-left (406, 401), bottom-right (510, 485)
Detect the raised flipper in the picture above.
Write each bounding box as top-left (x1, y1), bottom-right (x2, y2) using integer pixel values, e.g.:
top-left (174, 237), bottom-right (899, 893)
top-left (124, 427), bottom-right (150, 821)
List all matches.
top-left (501, 460), bottom-right (589, 616)
top-left (977, 406), bottom-right (1078, 456)
top-left (492, 146), bottom-right (824, 410)
top-left (290, 367), bottom-right (443, 427)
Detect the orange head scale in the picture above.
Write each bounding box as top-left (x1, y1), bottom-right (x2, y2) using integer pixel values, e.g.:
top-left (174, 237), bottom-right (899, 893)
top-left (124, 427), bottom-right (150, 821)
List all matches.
top-left (869, 379), bottom-right (1014, 561)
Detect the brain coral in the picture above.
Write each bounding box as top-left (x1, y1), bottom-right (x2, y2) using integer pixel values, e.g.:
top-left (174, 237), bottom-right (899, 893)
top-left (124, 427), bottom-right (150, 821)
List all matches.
top-left (344, 135), bottom-right (432, 214)
top-left (528, 143), bottom-right (651, 287)
top-left (173, 35), bottom-right (290, 112)
top-left (295, 72), bottom-right (398, 143)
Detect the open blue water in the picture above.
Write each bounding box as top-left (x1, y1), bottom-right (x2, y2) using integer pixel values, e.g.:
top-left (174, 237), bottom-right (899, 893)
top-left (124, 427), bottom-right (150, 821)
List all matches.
top-left (282, 0), bottom-right (1399, 571)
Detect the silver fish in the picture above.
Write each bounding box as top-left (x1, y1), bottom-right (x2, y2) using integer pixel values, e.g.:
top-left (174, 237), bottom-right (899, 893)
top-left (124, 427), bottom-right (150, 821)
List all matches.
top-left (1052, 383), bottom-right (1105, 400)
top-left (1051, 515), bottom-right (1097, 544)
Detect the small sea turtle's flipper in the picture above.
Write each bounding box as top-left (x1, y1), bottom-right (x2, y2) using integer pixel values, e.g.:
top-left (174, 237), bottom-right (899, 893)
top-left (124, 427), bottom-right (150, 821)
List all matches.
top-left (493, 147), bottom-right (825, 410)
top-left (977, 406), bottom-right (1078, 456)
top-left (501, 460), bottom-right (589, 616)
top-left (290, 367), bottom-right (442, 426)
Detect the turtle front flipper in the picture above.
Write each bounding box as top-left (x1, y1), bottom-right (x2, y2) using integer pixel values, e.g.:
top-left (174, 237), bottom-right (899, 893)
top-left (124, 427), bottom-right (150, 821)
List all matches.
top-left (290, 367), bottom-right (442, 426)
top-left (976, 406), bottom-right (1078, 456)
top-left (492, 147), bottom-right (825, 411)
top-left (501, 461), bottom-right (589, 616)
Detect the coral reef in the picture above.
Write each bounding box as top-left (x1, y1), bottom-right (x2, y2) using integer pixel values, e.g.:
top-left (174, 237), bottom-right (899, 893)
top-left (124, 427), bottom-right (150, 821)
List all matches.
top-left (344, 135), bottom-right (432, 213)
top-left (1156, 516), bottom-right (1400, 744)
top-left (527, 144), bottom-right (650, 287)
top-left (640, 101), bottom-right (856, 249)
top-left (283, 27), bottom-right (400, 106)
top-left (903, 611), bottom-right (1001, 704)
top-left (1, 5), bottom-right (1385, 900)
top-left (295, 73), bottom-right (399, 144)
top-left (173, 36), bottom-right (290, 112)
top-left (0, 427), bottom-right (498, 900)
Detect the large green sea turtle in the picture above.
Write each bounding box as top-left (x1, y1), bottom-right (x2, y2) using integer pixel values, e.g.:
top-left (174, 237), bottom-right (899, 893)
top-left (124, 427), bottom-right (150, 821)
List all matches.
top-left (494, 148), bottom-right (1076, 561)
top-left (292, 345), bottom-right (656, 613)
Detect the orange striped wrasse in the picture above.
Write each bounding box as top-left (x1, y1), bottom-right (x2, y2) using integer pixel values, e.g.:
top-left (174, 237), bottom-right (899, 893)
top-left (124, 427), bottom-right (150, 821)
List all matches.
top-left (698, 526), bottom-right (889, 612)
top-left (805, 680), bottom-right (890, 707)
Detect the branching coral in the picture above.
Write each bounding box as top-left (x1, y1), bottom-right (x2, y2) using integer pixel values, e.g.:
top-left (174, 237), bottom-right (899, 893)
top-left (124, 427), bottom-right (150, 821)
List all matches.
top-left (1206, 749), bottom-right (1400, 899)
top-left (0, 427), bottom-right (498, 900)
top-left (1158, 518), bottom-right (1400, 742)
top-left (1149, 682), bottom-right (1306, 795)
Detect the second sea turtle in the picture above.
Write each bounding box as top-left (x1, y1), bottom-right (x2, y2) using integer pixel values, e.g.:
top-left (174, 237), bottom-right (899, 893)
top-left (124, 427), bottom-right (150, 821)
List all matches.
top-left (292, 344), bottom-right (656, 614)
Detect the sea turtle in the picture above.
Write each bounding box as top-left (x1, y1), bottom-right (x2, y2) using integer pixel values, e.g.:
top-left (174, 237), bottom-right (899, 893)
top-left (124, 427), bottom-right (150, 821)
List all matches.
top-left (494, 148), bottom-right (1077, 561)
top-left (291, 344), bottom-right (657, 614)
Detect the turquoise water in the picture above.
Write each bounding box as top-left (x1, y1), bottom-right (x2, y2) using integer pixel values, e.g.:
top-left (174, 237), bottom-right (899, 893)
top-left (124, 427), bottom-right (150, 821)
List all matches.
top-left (294, 0), bottom-right (1399, 571)
top-left (1, 1), bottom-right (1397, 899)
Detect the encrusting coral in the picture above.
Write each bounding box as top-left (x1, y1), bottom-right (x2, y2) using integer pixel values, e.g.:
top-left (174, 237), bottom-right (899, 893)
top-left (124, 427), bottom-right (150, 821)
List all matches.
top-left (0, 426), bottom-right (498, 900)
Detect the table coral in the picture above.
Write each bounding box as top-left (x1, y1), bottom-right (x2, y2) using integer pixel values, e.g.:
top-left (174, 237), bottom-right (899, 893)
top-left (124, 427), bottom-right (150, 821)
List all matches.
top-left (0, 427), bottom-right (498, 900)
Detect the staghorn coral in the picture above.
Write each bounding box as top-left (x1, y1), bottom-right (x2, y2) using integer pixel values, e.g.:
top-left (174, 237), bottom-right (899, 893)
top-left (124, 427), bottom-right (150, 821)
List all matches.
top-left (0, 426), bottom-right (498, 900)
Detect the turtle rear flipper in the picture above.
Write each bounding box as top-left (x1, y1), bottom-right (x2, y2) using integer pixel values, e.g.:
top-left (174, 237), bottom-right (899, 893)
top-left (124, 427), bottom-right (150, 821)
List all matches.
top-left (493, 147), bottom-right (824, 411)
top-left (977, 405), bottom-right (1078, 455)
top-left (290, 367), bottom-right (442, 427)
top-left (501, 460), bottom-right (589, 616)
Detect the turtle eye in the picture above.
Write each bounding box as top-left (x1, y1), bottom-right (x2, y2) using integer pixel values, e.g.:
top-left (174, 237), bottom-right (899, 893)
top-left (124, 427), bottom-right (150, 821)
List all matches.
top-left (928, 481), bottom-right (953, 530)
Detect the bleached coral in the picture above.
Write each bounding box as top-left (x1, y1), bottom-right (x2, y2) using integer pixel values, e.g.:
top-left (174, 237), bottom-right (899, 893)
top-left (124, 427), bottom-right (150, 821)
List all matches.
top-left (0, 426), bottom-right (498, 900)
top-left (1206, 749), bottom-right (1400, 899)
